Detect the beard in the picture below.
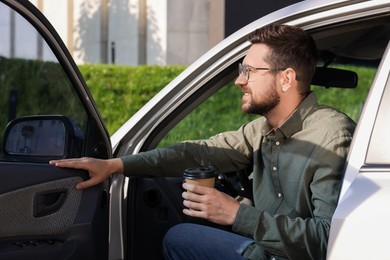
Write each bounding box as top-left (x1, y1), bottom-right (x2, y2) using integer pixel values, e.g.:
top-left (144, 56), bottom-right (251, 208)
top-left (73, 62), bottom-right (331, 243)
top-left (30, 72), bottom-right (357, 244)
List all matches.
top-left (242, 87), bottom-right (280, 116)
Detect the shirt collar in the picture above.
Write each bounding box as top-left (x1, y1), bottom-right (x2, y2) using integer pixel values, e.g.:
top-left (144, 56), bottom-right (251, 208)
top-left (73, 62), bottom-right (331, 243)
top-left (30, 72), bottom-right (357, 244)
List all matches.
top-left (262, 92), bottom-right (318, 139)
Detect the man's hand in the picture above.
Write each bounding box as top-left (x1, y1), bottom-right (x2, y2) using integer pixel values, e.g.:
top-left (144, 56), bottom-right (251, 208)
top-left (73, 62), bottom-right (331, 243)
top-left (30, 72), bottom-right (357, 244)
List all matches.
top-left (49, 157), bottom-right (123, 189)
top-left (182, 182), bottom-right (240, 225)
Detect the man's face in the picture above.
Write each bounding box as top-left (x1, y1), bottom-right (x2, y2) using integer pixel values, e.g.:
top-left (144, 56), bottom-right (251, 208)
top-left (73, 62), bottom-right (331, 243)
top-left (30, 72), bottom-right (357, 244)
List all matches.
top-left (235, 44), bottom-right (280, 116)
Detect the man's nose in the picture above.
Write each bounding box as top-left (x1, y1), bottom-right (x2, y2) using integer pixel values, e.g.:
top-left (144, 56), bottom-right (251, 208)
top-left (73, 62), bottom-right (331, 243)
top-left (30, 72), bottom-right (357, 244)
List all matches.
top-left (235, 74), bottom-right (246, 86)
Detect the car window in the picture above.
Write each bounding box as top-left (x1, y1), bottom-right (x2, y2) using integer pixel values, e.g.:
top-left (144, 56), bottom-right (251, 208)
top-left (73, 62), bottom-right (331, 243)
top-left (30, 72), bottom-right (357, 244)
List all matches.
top-left (0, 2), bottom-right (87, 161)
top-left (158, 63), bottom-right (376, 148)
top-left (366, 66), bottom-right (390, 164)
top-left (158, 80), bottom-right (258, 147)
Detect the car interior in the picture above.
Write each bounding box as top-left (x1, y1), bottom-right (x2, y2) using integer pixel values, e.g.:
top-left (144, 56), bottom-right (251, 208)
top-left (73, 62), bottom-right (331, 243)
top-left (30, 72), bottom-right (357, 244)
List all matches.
top-left (125, 13), bottom-right (389, 259)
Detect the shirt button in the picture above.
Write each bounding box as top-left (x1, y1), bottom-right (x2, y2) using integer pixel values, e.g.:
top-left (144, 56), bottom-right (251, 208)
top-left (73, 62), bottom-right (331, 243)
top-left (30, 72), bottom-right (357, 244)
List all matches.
top-left (272, 166), bottom-right (277, 171)
top-left (275, 141), bottom-right (280, 145)
top-left (277, 193), bottom-right (282, 198)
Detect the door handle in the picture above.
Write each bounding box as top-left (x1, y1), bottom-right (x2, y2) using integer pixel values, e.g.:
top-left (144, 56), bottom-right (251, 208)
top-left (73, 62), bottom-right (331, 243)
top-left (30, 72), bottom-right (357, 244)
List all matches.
top-left (33, 189), bottom-right (67, 217)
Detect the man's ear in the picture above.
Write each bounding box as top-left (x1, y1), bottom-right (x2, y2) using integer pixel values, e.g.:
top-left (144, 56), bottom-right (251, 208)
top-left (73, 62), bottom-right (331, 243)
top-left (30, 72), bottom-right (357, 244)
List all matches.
top-left (280, 68), bottom-right (297, 92)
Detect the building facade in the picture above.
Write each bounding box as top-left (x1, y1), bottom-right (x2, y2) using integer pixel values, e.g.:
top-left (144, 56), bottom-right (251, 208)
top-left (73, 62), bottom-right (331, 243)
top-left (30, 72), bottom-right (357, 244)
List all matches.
top-left (27, 0), bottom-right (224, 65)
top-left (1, 0), bottom-right (301, 65)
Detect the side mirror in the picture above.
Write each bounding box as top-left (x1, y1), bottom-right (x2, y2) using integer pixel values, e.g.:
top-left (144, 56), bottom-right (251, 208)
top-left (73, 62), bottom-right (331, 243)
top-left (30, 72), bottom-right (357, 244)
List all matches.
top-left (3, 115), bottom-right (84, 162)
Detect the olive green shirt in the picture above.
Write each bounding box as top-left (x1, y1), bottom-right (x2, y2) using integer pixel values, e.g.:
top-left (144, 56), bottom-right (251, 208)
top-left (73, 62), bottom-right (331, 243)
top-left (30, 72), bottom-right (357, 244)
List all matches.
top-left (121, 92), bottom-right (355, 259)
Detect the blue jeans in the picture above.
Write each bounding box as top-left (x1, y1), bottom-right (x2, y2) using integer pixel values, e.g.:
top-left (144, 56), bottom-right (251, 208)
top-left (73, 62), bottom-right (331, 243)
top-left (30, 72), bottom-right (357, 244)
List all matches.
top-left (163, 223), bottom-right (254, 260)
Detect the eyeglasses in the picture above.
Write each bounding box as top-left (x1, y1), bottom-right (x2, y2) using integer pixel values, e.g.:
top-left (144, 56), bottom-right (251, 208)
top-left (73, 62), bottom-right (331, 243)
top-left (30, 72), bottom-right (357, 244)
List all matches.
top-left (238, 63), bottom-right (286, 81)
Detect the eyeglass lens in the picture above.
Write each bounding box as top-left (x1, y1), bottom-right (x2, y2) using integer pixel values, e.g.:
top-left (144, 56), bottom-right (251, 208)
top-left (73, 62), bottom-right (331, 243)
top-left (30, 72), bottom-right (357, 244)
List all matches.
top-left (238, 63), bottom-right (249, 81)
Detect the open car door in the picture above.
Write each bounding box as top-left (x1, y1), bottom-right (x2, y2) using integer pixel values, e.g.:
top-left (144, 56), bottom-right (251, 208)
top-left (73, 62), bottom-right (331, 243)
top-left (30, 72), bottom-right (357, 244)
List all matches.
top-left (0, 1), bottom-right (110, 259)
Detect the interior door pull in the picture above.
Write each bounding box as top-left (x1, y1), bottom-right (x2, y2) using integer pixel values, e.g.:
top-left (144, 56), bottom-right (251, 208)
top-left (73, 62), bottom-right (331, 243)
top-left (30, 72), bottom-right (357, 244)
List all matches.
top-left (33, 189), bottom-right (67, 217)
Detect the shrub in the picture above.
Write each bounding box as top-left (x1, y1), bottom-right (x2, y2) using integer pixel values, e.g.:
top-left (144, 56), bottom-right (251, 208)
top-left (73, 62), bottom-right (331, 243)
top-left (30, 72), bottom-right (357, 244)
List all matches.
top-left (79, 64), bottom-right (186, 134)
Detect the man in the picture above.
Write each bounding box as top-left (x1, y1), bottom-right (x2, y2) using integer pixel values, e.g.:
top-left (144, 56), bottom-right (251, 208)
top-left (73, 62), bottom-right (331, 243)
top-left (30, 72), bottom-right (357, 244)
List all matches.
top-left (51, 24), bottom-right (355, 259)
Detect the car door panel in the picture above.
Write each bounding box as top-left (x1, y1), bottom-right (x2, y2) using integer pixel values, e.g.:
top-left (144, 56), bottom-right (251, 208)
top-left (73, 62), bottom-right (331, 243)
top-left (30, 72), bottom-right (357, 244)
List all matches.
top-left (0, 176), bottom-right (82, 237)
top-left (0, 1), bottom-right (110, 259)
top-left (0, 162), bottom-right (109, 260)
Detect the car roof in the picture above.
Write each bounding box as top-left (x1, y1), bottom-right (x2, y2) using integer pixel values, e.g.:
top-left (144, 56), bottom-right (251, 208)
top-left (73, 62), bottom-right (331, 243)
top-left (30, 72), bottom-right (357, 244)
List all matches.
top-left (311, 14), bottom-right (390, 66)
top-left (232, 0), bottom-right (390, 67)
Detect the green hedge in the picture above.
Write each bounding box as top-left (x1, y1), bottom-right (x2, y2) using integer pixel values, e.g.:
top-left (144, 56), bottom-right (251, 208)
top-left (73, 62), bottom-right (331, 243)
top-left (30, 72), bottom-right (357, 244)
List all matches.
top-left (79, 64), bottom-right (376, 146)
top-left (79, 64), bottom-right (186, 135)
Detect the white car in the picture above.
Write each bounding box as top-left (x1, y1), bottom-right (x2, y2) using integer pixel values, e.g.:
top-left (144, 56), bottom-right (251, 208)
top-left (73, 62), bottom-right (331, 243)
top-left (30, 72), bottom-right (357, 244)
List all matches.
top-left (0, 0), bottom-right (389, 259)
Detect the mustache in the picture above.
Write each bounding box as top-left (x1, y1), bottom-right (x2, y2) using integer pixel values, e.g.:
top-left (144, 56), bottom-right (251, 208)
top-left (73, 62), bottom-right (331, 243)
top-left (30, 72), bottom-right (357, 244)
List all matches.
top-left (240, 87), bottom-right (251, 94)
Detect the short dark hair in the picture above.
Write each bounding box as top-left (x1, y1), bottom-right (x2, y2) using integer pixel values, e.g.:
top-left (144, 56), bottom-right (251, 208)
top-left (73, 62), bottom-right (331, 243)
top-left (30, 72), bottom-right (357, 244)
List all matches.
top-left (248, 24), bottom-right (317, 94)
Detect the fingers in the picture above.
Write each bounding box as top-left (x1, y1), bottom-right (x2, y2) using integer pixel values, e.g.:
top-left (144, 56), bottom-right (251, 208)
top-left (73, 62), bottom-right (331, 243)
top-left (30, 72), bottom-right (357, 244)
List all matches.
top-left (183, 207), bottom-right (205, 219)
top-left (49, 157), bottom-right (106, 190)
top-left (49, 157), bottom-right (90, 170)
top-left (182, 183), bottom-right (213, 212)
top-left (75, 178), bottom-right (100, 190)
top-left (181, 183), bottom-right (240, 225)
top-left (182, 182), bottom-right (211, 195)
top-left (182, 192), bottom-right (202, 208)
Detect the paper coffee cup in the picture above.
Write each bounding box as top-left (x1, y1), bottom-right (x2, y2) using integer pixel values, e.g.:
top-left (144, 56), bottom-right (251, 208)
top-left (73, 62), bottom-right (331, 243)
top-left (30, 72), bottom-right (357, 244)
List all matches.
top-left (183, 166), bottom-right (216, 188)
